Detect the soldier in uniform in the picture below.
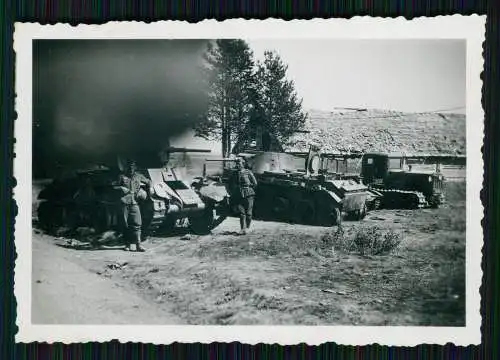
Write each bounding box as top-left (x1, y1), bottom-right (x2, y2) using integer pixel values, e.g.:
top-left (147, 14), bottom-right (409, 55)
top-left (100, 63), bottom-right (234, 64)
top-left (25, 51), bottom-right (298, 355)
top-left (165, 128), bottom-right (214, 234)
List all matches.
top-left (230, 158), bottom-right (258, 235)
top-left (114, 159), bottom-right (152, 252)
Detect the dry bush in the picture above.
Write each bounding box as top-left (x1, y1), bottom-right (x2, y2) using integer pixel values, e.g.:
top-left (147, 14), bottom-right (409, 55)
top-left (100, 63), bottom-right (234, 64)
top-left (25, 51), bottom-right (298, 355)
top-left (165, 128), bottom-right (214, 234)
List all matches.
top-left (321, 225), bottom-right (351, 253)
top-left (354, 226), bottom-right (402, 256)
top-left (322, 225), bottom-right (402, 256)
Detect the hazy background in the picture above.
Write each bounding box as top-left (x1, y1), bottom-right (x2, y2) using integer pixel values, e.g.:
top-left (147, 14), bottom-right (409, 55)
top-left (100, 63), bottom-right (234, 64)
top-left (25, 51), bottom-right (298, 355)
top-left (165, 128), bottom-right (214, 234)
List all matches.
top-left (33, 39), bottom-right (465, 177)
top-left (247, 39), bottom-right (466, 114)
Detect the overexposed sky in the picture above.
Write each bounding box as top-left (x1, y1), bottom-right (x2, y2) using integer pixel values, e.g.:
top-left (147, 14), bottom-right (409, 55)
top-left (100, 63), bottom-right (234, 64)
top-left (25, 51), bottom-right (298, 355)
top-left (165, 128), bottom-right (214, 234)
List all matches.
top-left (246, 39), bottom-right (466, 114)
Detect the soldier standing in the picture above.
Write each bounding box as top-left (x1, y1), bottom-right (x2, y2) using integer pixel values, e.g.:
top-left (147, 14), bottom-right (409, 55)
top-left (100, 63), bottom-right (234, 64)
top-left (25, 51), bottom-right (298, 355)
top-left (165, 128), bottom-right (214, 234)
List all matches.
top-left (114, 159), bottom-right (151, 252)
top-left (230, 158), bottom-right (258, 235)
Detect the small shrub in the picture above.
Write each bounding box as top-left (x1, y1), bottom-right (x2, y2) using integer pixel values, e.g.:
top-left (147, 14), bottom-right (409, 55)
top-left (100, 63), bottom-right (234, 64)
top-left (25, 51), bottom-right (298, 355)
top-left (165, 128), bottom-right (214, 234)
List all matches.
top-left (352, 226), bottom-right (402, 255)
top-left (322, 225), bottom-right (402, 256)
top-left (352, 226), bottom-right (380, 255)
top-left (378, 229), bottom-right (403, 255)
top-left (321, 225), bottom-right (354, 254)
top-left (322, 225), bottom-right (342, 246)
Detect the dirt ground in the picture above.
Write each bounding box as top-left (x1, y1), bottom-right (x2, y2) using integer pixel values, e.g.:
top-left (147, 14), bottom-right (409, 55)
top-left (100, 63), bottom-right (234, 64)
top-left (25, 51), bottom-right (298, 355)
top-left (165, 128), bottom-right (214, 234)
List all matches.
top-left (32, 181), bottom-right (466, 326)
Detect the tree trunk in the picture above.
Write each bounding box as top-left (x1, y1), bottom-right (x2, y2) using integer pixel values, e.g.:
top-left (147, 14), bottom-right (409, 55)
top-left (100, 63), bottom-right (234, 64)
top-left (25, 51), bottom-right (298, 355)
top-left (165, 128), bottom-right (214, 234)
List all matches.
top-left (222, 130), bottom-right (228, 158)
top-left (227, 128), bottom-right (232, 157)
top-left (221, 103), bottom-right (227, 158)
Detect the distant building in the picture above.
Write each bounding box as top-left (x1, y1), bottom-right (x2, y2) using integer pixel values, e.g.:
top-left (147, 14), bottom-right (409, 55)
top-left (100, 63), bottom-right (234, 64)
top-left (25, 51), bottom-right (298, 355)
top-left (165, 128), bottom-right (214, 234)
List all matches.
top-left (286, 109), bottom-right (466, 156)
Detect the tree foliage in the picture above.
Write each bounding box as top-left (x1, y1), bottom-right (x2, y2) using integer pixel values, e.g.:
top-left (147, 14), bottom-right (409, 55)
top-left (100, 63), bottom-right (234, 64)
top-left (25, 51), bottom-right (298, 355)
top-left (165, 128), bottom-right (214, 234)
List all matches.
top-left (194, 39), bottom-right (256, 157)
top-left (195, 41), bottom-right (307, 156)
top-left (251, 50), bottom-right (307, 146)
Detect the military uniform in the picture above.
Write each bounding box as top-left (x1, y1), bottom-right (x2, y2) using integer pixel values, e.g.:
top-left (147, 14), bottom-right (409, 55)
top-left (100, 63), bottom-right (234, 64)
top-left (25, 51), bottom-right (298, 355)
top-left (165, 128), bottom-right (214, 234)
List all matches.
top-left (115, 171), bottom-right (150, 251)
top-left (230, 164), bottom-right (258, 234)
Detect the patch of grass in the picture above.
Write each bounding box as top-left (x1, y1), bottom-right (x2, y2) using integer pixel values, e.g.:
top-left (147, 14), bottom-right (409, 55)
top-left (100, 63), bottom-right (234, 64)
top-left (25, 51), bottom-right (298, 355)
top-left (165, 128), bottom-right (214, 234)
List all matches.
top-left (196, 232), bottom-right (334, 260)
top-left (393, 260), bottom-right (465, 326)
top-left (444, 180), bottom-right (466, 204)
top-left (389, 231), bottom-right (466, 326)
top-left (322, 225), bottom-right (402, 256)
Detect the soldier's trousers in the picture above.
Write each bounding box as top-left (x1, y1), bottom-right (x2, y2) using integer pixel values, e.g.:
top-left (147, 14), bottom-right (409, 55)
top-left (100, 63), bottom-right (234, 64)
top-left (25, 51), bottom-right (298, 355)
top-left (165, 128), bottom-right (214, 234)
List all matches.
top-left (237, 196), bottom-right (254, 229)
top-left (121, 203), bottom-right (142, 244)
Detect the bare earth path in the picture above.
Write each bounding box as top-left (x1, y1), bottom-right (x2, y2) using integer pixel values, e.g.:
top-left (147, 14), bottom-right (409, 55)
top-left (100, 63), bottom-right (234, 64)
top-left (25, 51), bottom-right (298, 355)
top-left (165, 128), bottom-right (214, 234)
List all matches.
top-left (32, 234), bottom-right (183, 324)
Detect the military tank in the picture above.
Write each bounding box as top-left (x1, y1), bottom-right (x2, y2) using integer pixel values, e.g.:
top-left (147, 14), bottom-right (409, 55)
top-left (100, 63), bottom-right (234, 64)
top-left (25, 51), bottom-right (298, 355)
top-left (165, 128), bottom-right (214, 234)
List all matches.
top-left (251, 147), bottom-right (381, 225)
top-left (202, 146), bottom-right (381, 226)
top-left (36, 148), bottom-right (230, 236)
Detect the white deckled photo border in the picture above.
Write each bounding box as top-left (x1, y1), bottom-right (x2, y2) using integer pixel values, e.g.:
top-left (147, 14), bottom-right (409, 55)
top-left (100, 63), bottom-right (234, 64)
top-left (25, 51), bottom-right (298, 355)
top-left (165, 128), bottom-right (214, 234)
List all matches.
top-left (13, 16), bottom-right (485, 345)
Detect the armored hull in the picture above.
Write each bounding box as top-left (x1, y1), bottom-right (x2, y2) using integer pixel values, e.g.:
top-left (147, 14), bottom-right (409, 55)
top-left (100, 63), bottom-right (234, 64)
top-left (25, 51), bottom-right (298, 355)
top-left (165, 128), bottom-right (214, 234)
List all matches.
top-left (252, 173), bottom-right (376, 226)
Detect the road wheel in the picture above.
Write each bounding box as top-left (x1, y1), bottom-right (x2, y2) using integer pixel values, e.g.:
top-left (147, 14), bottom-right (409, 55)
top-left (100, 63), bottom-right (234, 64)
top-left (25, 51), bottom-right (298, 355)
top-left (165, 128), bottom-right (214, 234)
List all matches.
top-left (158, 217), bottom-right (177, 232)
top-left (37, 201), bottom-right (58, 233)
top-left (189, 209), bottom-right (215, 235)
top-left (332, 207), bottom-right (342, 226)
top-left (296, 201), bottom-right (316, 225)
top-left (428, 194), bottom-right (441, 208)
top-left (357, 203), bottom-right (367, 220)
top-left (271, 196), bottom-right (292, 222)
top-left (317, 204), bottom-right (342, 226)
top-left (409, 193), bottom-right (421, 209)
top-left (92, 204), bottom-right (114, 233)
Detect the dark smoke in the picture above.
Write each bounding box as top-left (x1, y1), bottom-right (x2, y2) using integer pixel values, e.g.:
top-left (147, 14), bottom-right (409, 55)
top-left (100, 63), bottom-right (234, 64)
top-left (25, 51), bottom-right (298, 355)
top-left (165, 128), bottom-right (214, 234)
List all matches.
top-left (33, 40), bottom-right (210, 178)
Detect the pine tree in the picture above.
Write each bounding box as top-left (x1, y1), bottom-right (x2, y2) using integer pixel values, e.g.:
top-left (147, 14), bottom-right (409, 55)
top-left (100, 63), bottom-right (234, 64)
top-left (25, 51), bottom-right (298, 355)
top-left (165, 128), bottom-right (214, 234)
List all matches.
top-left (251, 50), bottom-right (307, 147)
top-left (194, 39), bottom-right (256, 157)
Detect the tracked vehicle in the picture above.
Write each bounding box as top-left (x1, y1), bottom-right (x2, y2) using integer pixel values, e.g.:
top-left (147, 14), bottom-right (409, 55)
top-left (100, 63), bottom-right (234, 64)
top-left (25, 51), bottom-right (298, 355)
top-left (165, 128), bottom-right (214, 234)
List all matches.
top-left (36, 148), bottom-right (230, 236)
top-left (360, 152), bottom-right (445, 209)
top-left (203, 146), bottom-right (381, 226)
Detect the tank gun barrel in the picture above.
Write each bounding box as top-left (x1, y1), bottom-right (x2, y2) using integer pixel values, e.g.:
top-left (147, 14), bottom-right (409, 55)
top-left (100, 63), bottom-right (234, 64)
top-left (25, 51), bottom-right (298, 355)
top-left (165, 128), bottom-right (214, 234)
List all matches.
top-left (204, 158), bottom-right (238, 162)
top-left (162, 147), bottom-right (212, 153)
top-left (286, 151), bottom-right (363, 159)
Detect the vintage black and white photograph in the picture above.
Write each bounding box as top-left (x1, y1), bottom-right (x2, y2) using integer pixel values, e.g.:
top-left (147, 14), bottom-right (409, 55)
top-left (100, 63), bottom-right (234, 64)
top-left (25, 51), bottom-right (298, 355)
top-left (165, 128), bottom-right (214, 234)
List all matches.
top-left (14, 17), bottom-right (484, 345)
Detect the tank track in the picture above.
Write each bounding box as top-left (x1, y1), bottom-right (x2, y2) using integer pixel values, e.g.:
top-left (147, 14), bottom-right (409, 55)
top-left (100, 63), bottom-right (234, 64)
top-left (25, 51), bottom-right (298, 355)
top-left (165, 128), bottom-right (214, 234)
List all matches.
top-left (373, 188), bottom-right (428, 209)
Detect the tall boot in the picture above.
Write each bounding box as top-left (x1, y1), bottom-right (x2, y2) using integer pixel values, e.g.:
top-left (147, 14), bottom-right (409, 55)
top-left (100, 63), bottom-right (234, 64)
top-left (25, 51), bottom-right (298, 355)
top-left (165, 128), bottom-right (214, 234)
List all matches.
top-left (246, 215), bottom-right (252, 230)
top-left (123, 230), bottom-right (132, 251)
top-left (135, 230), bottom-right (145, 252)
top-left (239, 216), bottom-right (247, 235)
